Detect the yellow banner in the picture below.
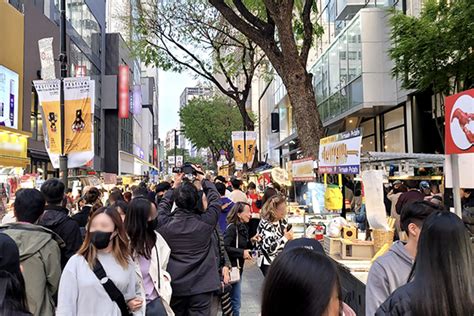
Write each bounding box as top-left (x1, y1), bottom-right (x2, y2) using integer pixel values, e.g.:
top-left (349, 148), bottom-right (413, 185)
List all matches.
top-left (232, 139), bottom-right (256, 164)
top-left (65, 97), bottom-right (93, 153)
top-left (41, 100), bottom-right (62, 154)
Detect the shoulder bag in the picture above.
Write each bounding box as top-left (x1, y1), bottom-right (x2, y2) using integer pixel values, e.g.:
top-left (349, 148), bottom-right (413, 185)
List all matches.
top-left (229, 224), bottom-right (241, 284)
top-left (92, 259), bottom-right (132, 316)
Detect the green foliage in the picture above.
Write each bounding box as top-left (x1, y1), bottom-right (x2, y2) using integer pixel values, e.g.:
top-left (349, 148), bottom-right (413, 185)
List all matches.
top-left (389, 0), bottom-right (474, 95)
top-left (179, 96), bottom-right (245, 159)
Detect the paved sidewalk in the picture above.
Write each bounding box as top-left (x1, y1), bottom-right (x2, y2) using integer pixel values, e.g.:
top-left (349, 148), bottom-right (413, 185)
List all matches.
top-left (240, 260), bottom-right (264, 316)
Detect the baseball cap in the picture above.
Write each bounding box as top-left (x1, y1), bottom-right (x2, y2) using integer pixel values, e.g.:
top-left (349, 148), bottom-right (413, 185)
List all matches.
top-left (420, 181), bottom-right (430, 190)
top-left (283, 238), bottom-right (326, 256)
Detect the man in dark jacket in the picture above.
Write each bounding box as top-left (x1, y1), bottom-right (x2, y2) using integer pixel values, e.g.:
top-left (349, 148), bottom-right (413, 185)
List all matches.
top-left (38, 179), bottom-right (82, 268)
top-left (157, 167), bottom-right (221, 316)
top-left (1, 188), bottom-right (64, 316)
top-left (395, 180), bottom-right (424, 214)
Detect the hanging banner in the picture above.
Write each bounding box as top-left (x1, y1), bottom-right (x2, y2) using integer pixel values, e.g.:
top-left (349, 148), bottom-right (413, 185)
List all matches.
top-left (0, 65), bottom-right (20, 129)
top-left (33, 79), bottom-right (61, 155)
top-left (118, 65), bottom-right (129, 119)
top-left (34, 78), bottom-right (95, 168)
top-left (232, 131), bottom-right (257, 170)
top-left (445, 88), bottom-right (474, 154)
top-left (318, 129), bottom-right (362, 174)
top-left (38, 37), bottom-right (56, 80)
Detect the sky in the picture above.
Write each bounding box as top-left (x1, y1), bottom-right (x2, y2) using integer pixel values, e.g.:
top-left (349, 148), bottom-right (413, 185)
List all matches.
top-left (158, 70), bottom-right (197, 139)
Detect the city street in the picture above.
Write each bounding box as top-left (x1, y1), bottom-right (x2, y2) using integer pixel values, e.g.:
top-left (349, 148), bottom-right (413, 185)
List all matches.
top-left (0, 0), bottom-right (473, 315)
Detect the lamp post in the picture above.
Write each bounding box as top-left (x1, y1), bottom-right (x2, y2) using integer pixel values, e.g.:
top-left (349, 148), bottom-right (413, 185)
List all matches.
top-left (59, 0), bottom-right (68, 188)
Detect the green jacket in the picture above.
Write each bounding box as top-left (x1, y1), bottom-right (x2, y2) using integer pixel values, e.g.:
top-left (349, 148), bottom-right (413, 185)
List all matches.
top-left (1, 222), bottom-right (64, 316)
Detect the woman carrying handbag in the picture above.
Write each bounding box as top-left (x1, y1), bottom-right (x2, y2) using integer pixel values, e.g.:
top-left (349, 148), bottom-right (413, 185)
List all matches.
top-left (125, 198), bottom-right (174, 316)
top-left (224, 202), bottom-right (260, 316)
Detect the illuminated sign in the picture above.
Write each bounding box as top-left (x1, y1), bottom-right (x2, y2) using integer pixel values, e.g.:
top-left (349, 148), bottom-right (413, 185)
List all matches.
top-left (0, 65), bottom-right (19, 129)
top-left (118, 65), bottom-right (129, 118)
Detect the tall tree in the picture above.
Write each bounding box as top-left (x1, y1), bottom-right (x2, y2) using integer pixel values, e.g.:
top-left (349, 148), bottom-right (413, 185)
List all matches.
top-left (135, 0), bottom-right (267, 130)
top-left (180, 96), bottom-right (244, 163)
top-left (208, 0), bottom-right (324, 156)
top-left (389, 0), bottom-right (474, 149)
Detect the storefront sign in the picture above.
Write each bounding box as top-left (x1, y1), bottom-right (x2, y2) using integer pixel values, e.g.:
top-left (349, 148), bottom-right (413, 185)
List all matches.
top-left (292, 157), bottom-right (316, 181)
top-left (318, 129), bottom-right (362, 174)
top-left (118, 65), bottom-right (129, 119)
top-left (232, 131), bottom-right (257, 170)
top-left (445, 89), bottom-right (474, 154)
top-left (34, 78), bottom-right (95, 169)
top-left (271, 167), bottom-right (291, 186)
top-left (0, 65), bottom-right (19, 129)
top-left (103, 173), bottom-right (117, 185)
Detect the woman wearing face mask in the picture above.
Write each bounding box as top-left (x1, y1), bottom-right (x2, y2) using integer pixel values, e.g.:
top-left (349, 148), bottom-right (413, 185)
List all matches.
top-left (56, 207), bottom-right (142, 316)
top-left (224, 202), bottom-right (260, 316)
top-left (256, 194), bottom-right (293, 276)
top-left (125, 198), bottom-right (174, 316)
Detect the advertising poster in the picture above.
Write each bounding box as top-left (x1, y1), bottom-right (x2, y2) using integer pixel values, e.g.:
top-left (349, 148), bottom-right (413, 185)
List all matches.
top-left (318, 129), bottom-right (362, 174)
top-left (118, 65), bottom-right (129, 119)
top-left (292, 157), bottom-right (316, 181)
top-left (0, 65), bottom-right (19, 129)
top-left (232, 131), bottom-right (257, 170)
top-left (445, 88), bottom-right (474, 154)
top-left (34, 78), bottom-right (95, 168)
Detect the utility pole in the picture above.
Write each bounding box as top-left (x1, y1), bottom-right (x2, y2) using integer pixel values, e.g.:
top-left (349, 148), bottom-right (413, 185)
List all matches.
top-left (174, 129), bottom-right (178, 168)
top-left (59, 0), bottom-right (68, 188)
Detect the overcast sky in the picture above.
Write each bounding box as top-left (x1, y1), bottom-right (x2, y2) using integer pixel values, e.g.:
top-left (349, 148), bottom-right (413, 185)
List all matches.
top-left (158, 70), bottom-right (197, 139)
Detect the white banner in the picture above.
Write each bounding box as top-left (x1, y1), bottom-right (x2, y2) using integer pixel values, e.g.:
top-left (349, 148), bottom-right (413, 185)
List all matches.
top-left (362, 170), bottom-right (389, 230)
top-left (38, 38), bottom-right (56, 80)
top-left (318, 129), bottom-right (362, 174)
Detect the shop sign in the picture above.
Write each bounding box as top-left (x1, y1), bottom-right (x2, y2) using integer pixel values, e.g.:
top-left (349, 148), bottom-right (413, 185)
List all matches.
top-left (292, 157), bottom-right (316, 181)
top-left (33, 77), bottom-right (95, 169)
top-left (103, 173), bottom-right (117, 185)
top-left (271, 167), bottom-right (291, 186)
top-left (318, 129), bottom-right (362, 174)
top-left (0, 65), bottom-right (19, 129)
top-left (118, 65), bottom-right (129, 119)
top-left (445, 89), bottom-right (474, 154)
top-left (232, 131), bottom-right (257, 170)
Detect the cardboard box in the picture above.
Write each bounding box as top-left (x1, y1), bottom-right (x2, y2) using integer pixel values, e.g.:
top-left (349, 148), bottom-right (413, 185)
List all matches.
top-left (323, 236), bottom-right (342, 256)
top-left (341, 239), bottom-right (374, 260)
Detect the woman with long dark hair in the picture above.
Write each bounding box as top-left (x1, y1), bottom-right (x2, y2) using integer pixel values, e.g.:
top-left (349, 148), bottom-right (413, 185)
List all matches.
top-left (125, 198), bottom-right (173, 316)
top-left (72, 187), bottom-right (101, 228)
top-left (256, 194), bottom-right (293, 276)
top-left (377, 211), bottom-right (473, 315)
top-left (224, 202), bottom-right (259, 316)
top-left (0, 233), bottom-right (31, 316)
top-left (56, 207), bottom-right (142, 315)
top-left (261, 248), bottom-right (343, 316)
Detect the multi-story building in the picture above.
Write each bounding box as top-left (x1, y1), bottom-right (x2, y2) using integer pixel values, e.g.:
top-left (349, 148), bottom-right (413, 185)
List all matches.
top-left (259, 0), bottom-right (440, 168)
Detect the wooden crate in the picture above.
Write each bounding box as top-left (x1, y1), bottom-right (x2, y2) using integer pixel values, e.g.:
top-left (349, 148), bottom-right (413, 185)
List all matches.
top-left (341, 239), bottom-right (374, 260)
top-left (323, 236), bottom-right (342, 256)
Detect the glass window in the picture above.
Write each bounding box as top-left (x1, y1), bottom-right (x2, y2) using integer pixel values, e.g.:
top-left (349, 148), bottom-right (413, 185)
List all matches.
top-left (347, 19), bottom-right (362, 81)
top-left (279, 102), bottom-right (289, 140)
top-left (384, 127), bottom-right (405, 152)
top-left (361, 135), bottom-right (376, 151)
top-left (383, 107), bottom-right (405, 129)
top-left (328, 42), bottom-right (340, 95)
top-left (360, 119), bottom-right (375, 136)
top-left (30, 89), bottom-right (44, 142)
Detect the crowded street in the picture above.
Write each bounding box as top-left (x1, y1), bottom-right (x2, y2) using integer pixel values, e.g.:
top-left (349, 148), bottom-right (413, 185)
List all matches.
top-left (0, 0), bottom-right (473, 315)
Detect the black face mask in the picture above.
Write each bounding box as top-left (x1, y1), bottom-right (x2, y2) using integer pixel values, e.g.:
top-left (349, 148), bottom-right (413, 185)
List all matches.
top-left (147, 218), bottom-right (158, 231)
top-left (90, 231), bottom-right (113, 250)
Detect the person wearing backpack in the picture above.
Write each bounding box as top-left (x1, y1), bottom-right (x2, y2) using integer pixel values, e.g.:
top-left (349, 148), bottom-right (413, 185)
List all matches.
top-left (1, 189), bottom-right (63, 316)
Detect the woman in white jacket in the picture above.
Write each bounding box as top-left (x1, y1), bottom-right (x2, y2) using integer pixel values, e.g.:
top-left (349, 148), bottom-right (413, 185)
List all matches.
top-left (125, 198), bottom-right (174, 316)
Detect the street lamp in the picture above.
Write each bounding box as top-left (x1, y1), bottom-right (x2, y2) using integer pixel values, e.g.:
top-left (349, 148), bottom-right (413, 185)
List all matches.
top-left (59, 0), bottom-right (68, 188)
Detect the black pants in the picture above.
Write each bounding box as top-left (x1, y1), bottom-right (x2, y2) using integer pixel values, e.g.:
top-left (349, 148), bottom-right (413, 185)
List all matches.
top-left (259, 264), bottom-right (271, 277)
top-left (171, 292), bottom-right (213, 316)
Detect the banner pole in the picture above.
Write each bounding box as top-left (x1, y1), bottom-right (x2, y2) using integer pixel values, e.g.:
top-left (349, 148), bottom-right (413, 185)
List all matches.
top-left (451, 154), bottom-right (462, 218)
top-left (59, 0), bottom-right (68, 188)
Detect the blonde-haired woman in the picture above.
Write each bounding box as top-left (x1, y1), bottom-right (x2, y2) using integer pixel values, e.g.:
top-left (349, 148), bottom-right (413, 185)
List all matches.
top-left (57, 207), bottom-right (142, 316)
top-left (256, 194), bottom-right (294, 276)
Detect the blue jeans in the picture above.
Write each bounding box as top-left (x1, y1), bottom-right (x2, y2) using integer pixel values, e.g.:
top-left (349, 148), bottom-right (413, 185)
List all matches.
top-left (230, 280), bottom-right (241, 316)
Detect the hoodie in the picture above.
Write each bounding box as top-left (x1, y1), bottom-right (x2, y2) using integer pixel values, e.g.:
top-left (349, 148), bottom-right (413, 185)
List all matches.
top-left (38, 205), bottom-right (82, 268)
top-left (366, 241), bottom-right (414, 316)
top-left (1, 222), bottom-right (64, 316)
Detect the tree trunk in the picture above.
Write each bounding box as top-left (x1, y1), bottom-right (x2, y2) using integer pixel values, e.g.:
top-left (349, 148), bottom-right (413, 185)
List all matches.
top-left (236, 99), bottom-right (255, 131)
top-left (280, 66), bottom-right (323, 157)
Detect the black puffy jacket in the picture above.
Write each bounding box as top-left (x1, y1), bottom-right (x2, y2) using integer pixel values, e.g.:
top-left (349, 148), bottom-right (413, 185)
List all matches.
top-left (376, 282), bottom-right (415, 316)
top-left (157, 180), bottom-right (221, 297)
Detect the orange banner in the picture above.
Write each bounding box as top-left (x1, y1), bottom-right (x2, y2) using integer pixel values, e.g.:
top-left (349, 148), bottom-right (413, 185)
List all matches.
top-left (65, 97), bottom-right (93, 153)
top-left (41, 100), bottom-right (61, 154)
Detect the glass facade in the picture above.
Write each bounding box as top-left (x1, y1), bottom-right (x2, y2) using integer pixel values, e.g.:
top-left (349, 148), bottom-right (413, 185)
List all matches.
top-left (311, 16), bottom-right (362, 123)
top-left (381, 106), bottom-right (406, 152)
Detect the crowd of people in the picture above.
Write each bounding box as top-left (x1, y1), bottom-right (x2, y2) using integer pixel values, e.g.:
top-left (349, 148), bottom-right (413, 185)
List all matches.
top-left (0, 167), bottom-right (472, 316)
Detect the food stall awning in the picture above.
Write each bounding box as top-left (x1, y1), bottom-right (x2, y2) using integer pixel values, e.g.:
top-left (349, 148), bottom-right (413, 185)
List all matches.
top-left (361, 152), bottom-right (445, 168)
top-left (0, 126), bottom-right (31, 169)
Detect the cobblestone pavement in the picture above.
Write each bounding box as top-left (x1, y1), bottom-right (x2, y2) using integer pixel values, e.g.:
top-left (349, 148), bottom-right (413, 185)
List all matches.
top-left (240, 260), bottom-right (264, 316)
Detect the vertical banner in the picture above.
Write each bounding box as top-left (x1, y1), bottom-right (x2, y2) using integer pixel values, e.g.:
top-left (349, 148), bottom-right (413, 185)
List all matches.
top-left (118, 65), bottom-right (129, 119)
top-left (232, 131), bottom-right (257, 170)
top-left (34, 78), bottom-right (95, 169)
top-left (38, 38), bottom-right (56, 80)
top-left (33, 80), bottom-right (61, 158)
